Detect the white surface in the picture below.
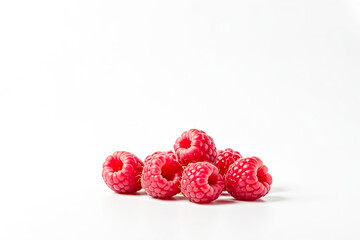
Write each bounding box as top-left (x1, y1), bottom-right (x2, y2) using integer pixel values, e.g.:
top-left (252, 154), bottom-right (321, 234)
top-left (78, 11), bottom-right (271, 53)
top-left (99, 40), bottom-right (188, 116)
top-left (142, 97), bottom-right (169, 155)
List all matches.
top-left (1, 1), bottom-right (360, 239)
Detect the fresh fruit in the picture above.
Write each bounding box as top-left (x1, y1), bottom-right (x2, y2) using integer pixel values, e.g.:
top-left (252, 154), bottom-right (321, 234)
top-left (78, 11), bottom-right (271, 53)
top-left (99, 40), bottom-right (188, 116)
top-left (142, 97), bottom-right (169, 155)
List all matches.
top-left (181, 162), bottom-right (224, 203)
top-left (226, 157), bottom-right (272, 200)
top-left (144, 150), bottom-right (176, 165)
top-left (102, 151), bottom-right (144, 193)
top-left (174, 129), bottom-right (217, 166)
top-left (215, 148), bottom-right (242, 177)
top-left (141, 152), bottom-right (183, 198)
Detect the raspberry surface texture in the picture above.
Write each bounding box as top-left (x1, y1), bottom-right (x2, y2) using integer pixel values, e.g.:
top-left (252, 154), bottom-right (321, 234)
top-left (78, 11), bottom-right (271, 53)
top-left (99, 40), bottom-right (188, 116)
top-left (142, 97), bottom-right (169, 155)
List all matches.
top-left (215, 148), bottom-right (243, 177)
top-left (141, 152), bottom-right (183, 198)
top-left (174, 129), bottom-right (217, 166)
top-left (144, 150), bottom-right (176, 165)
top-left (102, 151), bottom-right (144, 193)
top-left (226, 157), bottom-right (272, 200)
top-left (181, 162), bottom-right (224, 203)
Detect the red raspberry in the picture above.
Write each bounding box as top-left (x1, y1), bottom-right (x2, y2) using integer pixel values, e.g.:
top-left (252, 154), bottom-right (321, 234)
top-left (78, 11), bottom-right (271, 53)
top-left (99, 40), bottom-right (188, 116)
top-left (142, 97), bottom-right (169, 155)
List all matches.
top-left (141, 152), bottom-right (183, 199)
top-left (102, 151), bottom-right (144, 194)
top-left (174, 129), bottom-right (217, 166)
top-left (181, 162), bottom-right (224, 203)
top-left (215, 148), bottom-right (243, 177)
top-left (144, 150), bottom-right (176, 165)
top-left (226, 157), bottom-right (272, 201)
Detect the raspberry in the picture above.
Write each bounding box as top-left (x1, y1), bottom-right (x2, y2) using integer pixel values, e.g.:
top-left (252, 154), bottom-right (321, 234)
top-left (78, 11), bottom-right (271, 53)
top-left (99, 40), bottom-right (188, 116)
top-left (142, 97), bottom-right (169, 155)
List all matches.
top-left (144, 150), bottom-right (176, 165)
top-left (181, 162), bottom-right (224, 203)
top-left (215, 148), bottom-right (243, 177)
top-left (102, 151), bottom-right (144, 194)
top-left (174, 129), bottom-right (217, 166)
top-left (226, 157), bottom-right (272, 200)
top-left (141, 152), bottom-right (183, 199)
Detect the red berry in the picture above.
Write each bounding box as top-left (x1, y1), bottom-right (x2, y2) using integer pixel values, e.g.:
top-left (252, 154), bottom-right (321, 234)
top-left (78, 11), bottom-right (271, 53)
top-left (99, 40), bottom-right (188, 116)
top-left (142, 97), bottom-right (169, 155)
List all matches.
top-left (215, 148), bottom-right (243, 177)
top-left (144, 150), bottom-right (176, 165)
top-left (181, 162), bottom-right (224, 203)
top-left (141, 152), bottom-right (183, 199)
top-left (226, 157), bottom-right (272, 200)
top-left (102, 151), bottom-right (144, 194)
top-left (174, 129), bottom-right (217, 166)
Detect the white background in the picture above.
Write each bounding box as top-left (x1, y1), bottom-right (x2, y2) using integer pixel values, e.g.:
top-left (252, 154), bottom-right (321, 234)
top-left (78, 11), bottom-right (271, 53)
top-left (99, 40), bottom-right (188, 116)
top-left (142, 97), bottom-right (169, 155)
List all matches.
top-left (1, 1), bottom-right (360, 239)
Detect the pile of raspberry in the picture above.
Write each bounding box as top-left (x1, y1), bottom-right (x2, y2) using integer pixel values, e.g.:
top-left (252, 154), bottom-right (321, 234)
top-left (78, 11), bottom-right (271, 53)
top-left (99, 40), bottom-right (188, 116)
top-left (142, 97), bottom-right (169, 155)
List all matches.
top-left (102, 129), bottom-right (272, 203)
